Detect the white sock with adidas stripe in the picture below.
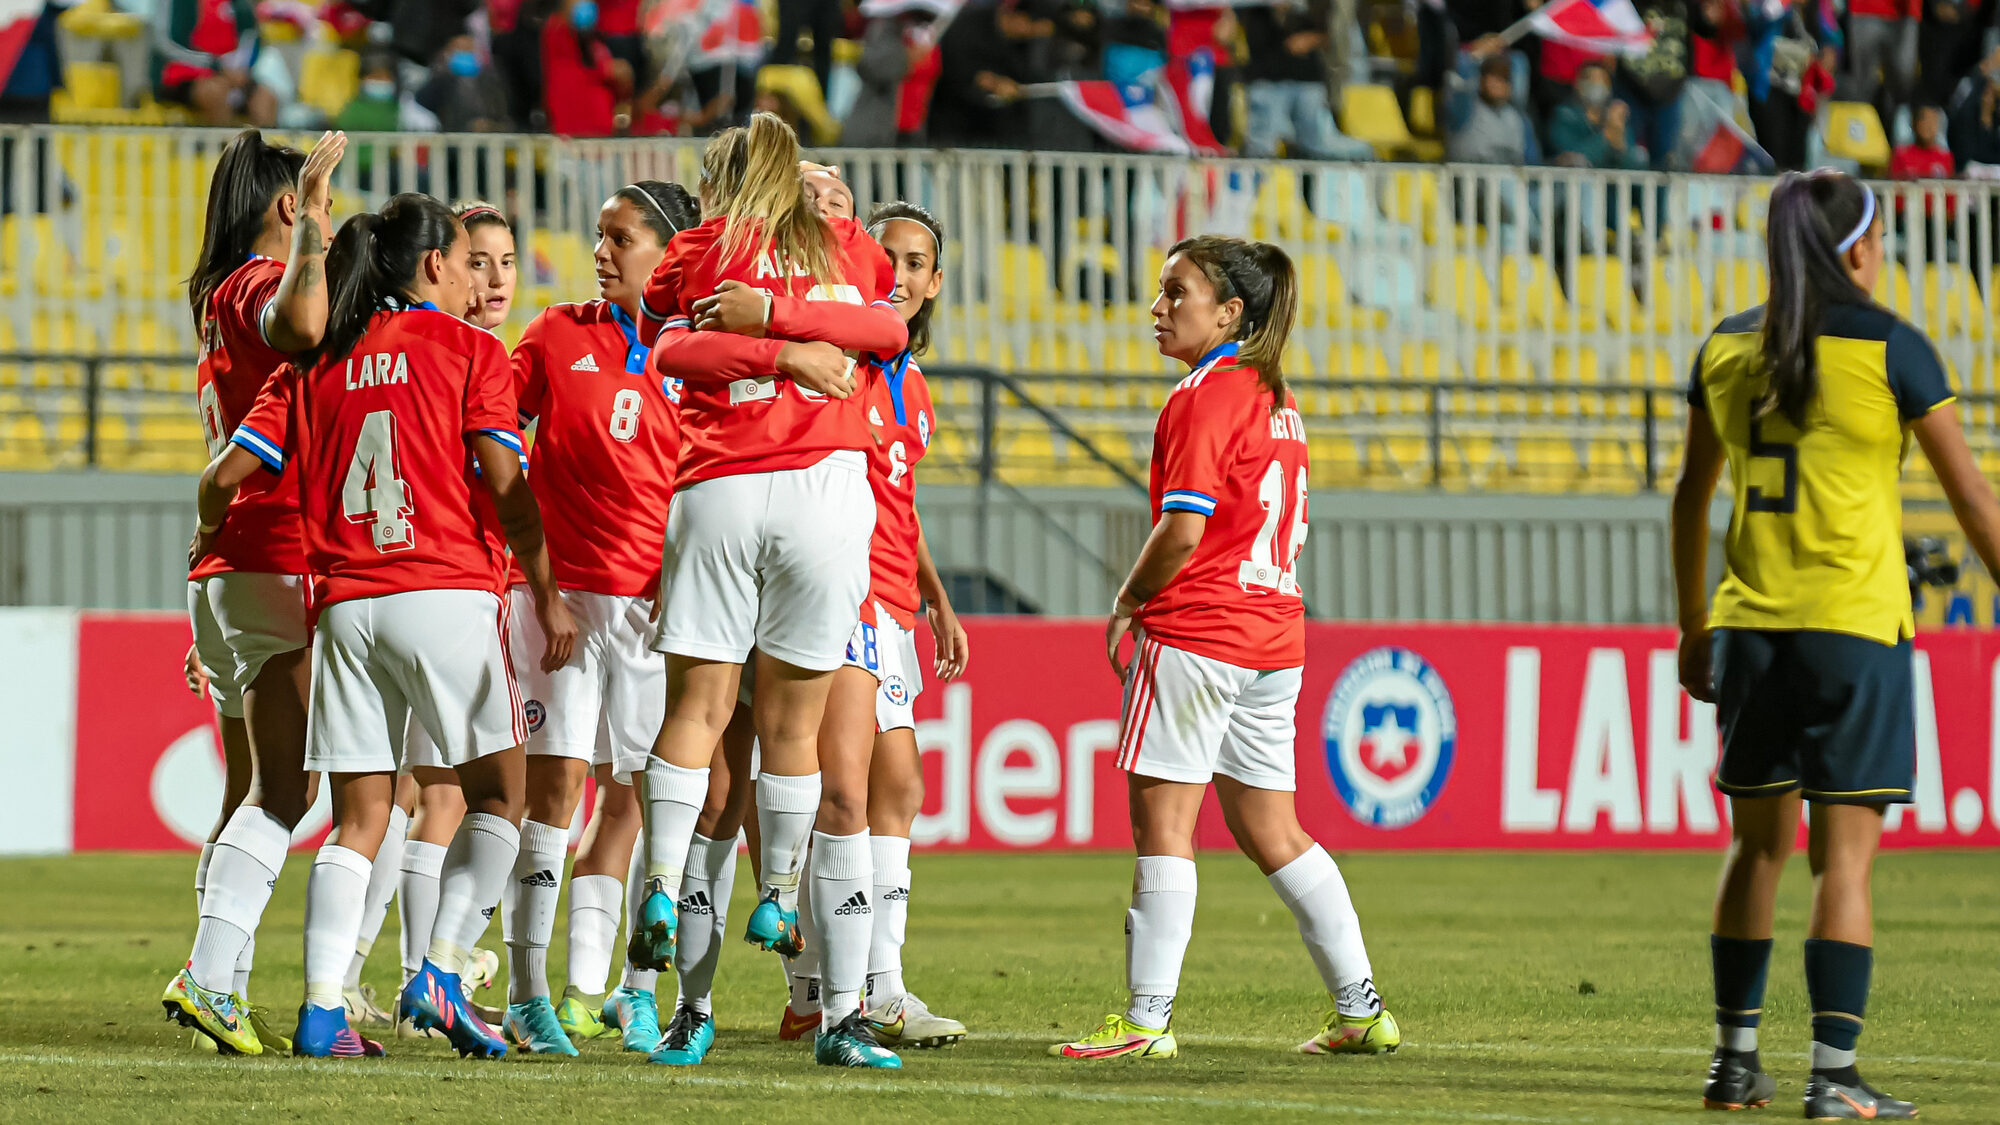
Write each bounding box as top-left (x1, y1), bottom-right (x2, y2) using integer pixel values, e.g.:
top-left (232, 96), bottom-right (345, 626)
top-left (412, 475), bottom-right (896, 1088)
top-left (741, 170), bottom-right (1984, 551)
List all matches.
top-left (504, 818), bottom-right (568, 1004)
top-left (809, 829), bottom-right (873, 1030)
top-left (673, 833), bottom-right (738, 1015)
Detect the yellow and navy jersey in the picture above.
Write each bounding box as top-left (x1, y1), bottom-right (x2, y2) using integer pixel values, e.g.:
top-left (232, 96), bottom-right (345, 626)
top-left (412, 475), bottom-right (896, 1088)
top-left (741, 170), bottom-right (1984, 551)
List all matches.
top-left (1688, 301), bottom-right (1954, 645)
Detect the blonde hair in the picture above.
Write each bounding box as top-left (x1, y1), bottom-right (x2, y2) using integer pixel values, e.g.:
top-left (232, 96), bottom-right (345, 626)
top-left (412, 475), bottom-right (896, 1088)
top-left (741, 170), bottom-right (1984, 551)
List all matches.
top-left (701, 112), bottom-right (842, 291)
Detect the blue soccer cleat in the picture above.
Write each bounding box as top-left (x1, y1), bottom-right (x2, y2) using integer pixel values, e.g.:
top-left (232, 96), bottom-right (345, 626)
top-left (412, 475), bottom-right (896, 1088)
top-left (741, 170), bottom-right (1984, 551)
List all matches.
top-left (649, 1002), bottom-right (716, 1066)
top-left (502, 996), bottom-right (580, 1056)
top-left (625, 878), bottom-right (678, 971)
top-left (292, 1003), bottom-right (385, 1058)
top-left (601, 985), bottom-right (662, 1053)
top-left (398, 960), bottom-right (508, 1059)
top-left (743, 889), bottom-right (804, 958)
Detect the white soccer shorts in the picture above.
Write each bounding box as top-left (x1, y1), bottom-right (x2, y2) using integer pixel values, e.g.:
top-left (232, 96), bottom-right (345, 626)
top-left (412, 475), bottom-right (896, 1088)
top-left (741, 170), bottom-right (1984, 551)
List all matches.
top-left (656, 450), bottom-right (875, 672)
top-left (306, 588), bottom-right (526, 774)
top-left (509, 585), bottom-right (664, 783)
top-left (187, 572), bottom-right (310, 718)
top-left (1116, 634), bottom-right (1302, 792)
top-left (842, 603), bottom-right (923, 733)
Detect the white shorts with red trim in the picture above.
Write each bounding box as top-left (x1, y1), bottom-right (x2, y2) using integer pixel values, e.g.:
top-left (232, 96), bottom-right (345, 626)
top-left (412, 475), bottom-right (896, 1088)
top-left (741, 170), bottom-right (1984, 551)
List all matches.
top-left (1116, 633), bottom-right (1301, 791)
top-left (509, 586), bottom-right (664, 783)
top-left (307, 588), bottom-right (525, 774)
top-left (841, 602), bottom-right (922, 733)
top-left (187, 572), bottom-right (310, 718)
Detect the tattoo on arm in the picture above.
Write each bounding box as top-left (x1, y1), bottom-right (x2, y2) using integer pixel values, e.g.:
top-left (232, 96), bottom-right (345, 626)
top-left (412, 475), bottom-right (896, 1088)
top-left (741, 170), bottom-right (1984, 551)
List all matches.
top-left (298, 216), bottom-right (324, 258)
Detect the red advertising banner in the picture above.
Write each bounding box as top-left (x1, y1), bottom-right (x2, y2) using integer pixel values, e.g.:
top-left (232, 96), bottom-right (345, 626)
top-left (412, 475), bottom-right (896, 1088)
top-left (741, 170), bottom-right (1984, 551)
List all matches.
top-left (63, 613), bottom-right (2000, 851)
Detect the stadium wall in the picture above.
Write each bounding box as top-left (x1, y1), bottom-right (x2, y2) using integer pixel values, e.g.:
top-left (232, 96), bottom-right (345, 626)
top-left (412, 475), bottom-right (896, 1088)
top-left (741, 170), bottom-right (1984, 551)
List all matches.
top-left (3, 609), bottom-right (1995, 856)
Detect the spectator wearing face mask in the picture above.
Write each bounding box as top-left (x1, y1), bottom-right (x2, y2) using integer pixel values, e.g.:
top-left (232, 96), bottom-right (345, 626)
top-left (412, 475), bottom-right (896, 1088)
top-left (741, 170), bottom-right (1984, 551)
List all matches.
top-left (335, 52), bottom-right (405, 133)
top-left (542, 0), bottom-right (633, 136)
top-left (417, 34), bottom-right (512, 132)
top-left (1549, 60), bottom-right (1647, 169)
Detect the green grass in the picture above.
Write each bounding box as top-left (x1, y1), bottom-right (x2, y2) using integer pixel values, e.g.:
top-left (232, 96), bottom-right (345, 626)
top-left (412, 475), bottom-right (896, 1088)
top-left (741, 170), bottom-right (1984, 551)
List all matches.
top-left (2, 851), bottom-right (1997, 1123)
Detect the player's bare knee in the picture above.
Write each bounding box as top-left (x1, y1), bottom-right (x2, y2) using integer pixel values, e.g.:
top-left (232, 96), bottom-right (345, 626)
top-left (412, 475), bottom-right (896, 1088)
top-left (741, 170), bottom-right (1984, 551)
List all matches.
top-left (818, 786), bottom-right (869, 836)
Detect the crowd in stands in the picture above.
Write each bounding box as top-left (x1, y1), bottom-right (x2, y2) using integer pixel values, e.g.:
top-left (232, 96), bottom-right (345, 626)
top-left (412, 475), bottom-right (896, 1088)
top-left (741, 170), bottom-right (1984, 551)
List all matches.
top-left (10, 0), bottom-right (2000, 175)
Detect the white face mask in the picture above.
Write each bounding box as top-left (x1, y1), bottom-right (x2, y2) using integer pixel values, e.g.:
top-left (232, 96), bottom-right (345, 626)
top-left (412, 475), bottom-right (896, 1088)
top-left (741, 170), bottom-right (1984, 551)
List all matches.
top-left (1576, 79), bottom-right (1611, 107)
top-left (362, 78), bottom-right (396, 101)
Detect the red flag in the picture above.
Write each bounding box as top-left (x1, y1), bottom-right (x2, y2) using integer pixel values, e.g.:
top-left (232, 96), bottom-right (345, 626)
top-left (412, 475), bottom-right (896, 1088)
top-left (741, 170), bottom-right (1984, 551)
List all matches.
top-left (0, 0), bottom-right (42, 89)
top-left (1525, 0), bottom-right (1655, 57)
top-left (1692, 122), bottom-right (1746, 174)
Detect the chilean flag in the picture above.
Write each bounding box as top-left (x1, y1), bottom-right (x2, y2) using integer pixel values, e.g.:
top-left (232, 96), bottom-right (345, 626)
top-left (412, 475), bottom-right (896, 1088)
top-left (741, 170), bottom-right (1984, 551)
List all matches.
top-left (0, 0), bottom-right (42, 90)
top-left (1524, 0), bottom-right (1655, 57)
top-left (1041, 54), bottom-right (1222, 156)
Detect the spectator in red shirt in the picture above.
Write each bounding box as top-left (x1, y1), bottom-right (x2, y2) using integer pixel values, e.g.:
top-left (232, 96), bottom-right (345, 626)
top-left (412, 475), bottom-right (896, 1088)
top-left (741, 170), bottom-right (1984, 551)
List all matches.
top-left (541, 0), bottom-right (633, 136)
top-left (1892, 103), bottom-right (1956, 180)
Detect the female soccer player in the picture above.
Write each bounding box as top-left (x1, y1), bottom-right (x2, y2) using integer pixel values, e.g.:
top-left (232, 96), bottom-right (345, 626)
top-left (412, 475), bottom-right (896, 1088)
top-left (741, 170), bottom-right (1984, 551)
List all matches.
top-left (494, 180), bottom-right (697, 1055)
top-left (632, 111), bottom-right (909, 1069)
top-left (1052, 235), bottom-right (1398, 1062)
top-left (163, 127), bottom-right (345, 1058)
top-left (196, 193), bottom-right (576, 1059)
top-left (1673, 169), bottom-right (2000, 1119)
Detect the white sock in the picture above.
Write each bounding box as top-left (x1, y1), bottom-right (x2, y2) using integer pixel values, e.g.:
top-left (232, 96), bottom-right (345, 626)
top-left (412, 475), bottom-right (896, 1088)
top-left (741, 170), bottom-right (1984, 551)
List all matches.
top-left (504, 818), bottom-right (567, 1004)
top-left (303, 843), bottom-right (373, 1010)
top-left (620, 838), bottom-right (658, 993)
top-left (398, 840), bottom-right (446, 982)
top-left (810, 830), bottom-right (873, 1028)
top-left (641, 757), bottom-right (709, 900)
top-left (349, 806), bottom-right (409, 990)
top-left (1813, 1042), bottom-right (1857, 1069)
top-left (673, 833), bottom-right (738, 1016)
top-left (867, 834), bottom-right (912, 1010)
top-left (195, 841), bottom-right (215, 910)
top-left (1718, 1025), bottom-right (1758, 1052)
top-left (789, 859), bottom-right (822, 1014)
top-left (1125, 855), bottom-right (1197, 1031)
top-left (565, 873), bottom-right (624, 997)
top-left (755, 771), bottom-right (821, 911)
top-left (235, 936), bottom-right (255, 1000)
top-left (1268, 845), bottom-right (1380, 1018)
top-left (428, 813), bottom-right (520, 976)
top-left (188, 807), bottom-right (291, 992)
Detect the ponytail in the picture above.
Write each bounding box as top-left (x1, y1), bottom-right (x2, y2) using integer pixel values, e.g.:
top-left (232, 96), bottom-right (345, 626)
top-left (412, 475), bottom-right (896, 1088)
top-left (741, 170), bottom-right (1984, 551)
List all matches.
top-left (700, 112), bottom-right (843, 292)
top-left (1759, 170), bottom-right (1878, 429)
top-left (189, 129), bottom-right (305, 330)
top-left (301, 193), bottom-right (462, 371)
top-left (612, 180), bottom-right (699, 248)
top-left (1168, 234), bottom-right (1298, 412)
top-left (865, 200), bottom-right (946, 357)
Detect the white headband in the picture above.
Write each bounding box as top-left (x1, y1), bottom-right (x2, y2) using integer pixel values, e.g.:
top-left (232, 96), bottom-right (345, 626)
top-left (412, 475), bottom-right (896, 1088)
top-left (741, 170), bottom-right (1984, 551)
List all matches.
top-left (623, 185), bottom-right (680, 235)
top-left (1837, 185), bottom-right (1876, 253)
top-left (868, 215), bottom-right (940, 258)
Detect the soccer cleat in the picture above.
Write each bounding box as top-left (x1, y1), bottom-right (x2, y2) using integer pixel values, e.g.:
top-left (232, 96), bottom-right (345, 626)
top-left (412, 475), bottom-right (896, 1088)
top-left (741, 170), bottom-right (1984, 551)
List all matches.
top-left (1050, 1013), bottom-right (1177, 1060)
top-left (162, 968), bottom-right (261, 1056)
top-left (743, 889), bottom-right (804, 958)
top-left (1803, 1072), bottom-right (1918, 1120)
top-left (343, 983), bottom-right (394, 1029)
top-left (398, 960), bottom-right (508, 1059)
top-left (1702, 1048), bottom-right (1775, 1110)
top-left (601, 985), bottom-right (663, 1053)
top-left (649, 1003), bottom-right (717, 1066)
top-left (815, 1010), bottom-right (903, 1068)
top-left (1298, 1007), bottom-right (1401, 1055)
top-left (502, 996), bottom-right (581, 1056)
top-left (246, 1002), bottom-right (294, 1054)
top-left (463, 947), bottom-right (501, 992)
top-left (778, 1003), bottom-right (819, 1041)
top-left (556, 986), bottom-right (612, 1043)
top-left (291, 1003), bottom-right (385, 1058)
top-left (626, 879), bottom-right (678, 971)
top-left (867, 992), bottom-right (966, 1049)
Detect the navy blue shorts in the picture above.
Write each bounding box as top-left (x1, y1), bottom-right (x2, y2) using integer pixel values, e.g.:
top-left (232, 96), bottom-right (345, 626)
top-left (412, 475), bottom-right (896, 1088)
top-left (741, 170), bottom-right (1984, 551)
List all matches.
top-left (1712, 628), bottom-right (1915, 805)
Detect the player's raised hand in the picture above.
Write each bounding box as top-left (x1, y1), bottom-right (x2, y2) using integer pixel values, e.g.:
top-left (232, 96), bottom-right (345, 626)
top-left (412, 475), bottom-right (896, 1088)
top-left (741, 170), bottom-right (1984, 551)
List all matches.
top-left (536, 592), bottom-right (579, 674)
top-left (777, 342), bottom-right (856, 398)
top-left (692, 280), bottom-right (770, 336)
top-left (298, 131), bottom-right (347, 218)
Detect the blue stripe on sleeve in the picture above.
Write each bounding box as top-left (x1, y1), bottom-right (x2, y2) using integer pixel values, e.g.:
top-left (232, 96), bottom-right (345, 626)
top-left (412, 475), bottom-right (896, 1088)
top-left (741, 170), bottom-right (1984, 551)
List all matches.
top-left (229, 426), bottom-right (285, 473)
top-left (476, 428), bottom-right (525, 453)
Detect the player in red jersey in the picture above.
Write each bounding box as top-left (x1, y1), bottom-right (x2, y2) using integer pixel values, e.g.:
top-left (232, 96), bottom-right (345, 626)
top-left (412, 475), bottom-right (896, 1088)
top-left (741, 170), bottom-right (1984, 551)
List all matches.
top-left (629, 113), bottom-right (910, 1070)
top-left (163, 127), bottom-right (345, 1058)
top-left (195, 194), bottom-right (576, 1060)
top-left (460, 203), bottom-right (518, 328)
top-left (486, 180), bottom-right (699, 1056)
top-left (1053, 236), bottom-right (1399, 1062)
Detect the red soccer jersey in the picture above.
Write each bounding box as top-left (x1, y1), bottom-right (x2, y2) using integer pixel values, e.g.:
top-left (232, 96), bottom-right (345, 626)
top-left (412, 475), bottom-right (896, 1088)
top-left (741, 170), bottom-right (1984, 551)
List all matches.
top-left (510, 300), bottom-right (680, 597)
top-left (233, 304), bottom-right (523, 609)
top-left (640, 216), bottom-right (906, 487)
top-left (860, 354), bottom-right (935, 627)
top-left (191, 255), bottom-right (308, 581)
top-left (1135, 345), bottom-right (1308, 670)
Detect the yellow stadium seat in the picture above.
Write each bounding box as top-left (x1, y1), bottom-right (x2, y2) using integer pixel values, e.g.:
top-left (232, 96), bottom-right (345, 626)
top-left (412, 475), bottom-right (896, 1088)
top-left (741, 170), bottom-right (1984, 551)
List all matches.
top-left (62, 61), bottom-right (122, 110)
top-left (1294, 252), bottom-right (1384, 329)
top-left (998, 244), bottom-right (1053, 324)
top-left (1570, 256), bottom-right (1640, 332)
top-left (1383, 169), bottom-right (1442, 244)
top-left (1407, 86), bottom-right (1436, 137)
top-left (1339, 84), bottom-right (1412, 157)
top-left (1923, 264), bottom-right (1985, 341)
top-left (1710, 258), bottom-right (1767, 316)
top-left (60, 0), bottom-right (145, 39)
top-left (756, 64), bottom-right (838, 146)
top-left (1871, 261), bottom-right (1914, 318)
top-left (1430, 255), bottom-right (1508, 331)
top-left (1734, 182), bottom-right (1772, 238)
top-left (1823, 102), bottom-right (1892, 169)
top-left (1497, 254), bottom-right (1571, 331)
top-left (298, 49), bottom-right (360, 119)
top-left (1648, 259), bottom-right (1707, 335)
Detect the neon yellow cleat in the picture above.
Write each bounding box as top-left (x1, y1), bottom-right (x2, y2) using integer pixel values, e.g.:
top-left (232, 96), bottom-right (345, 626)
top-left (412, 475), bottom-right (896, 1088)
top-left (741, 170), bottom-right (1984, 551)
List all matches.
top-left (1049, 1013), bottom-right (1176, 1060)
top-left (556, 986), bottom-right (613, 1043)
top-left (1298, 1008), bottom-right (1400, 1055)
top-left (162, 968), bottom-right (262, 1056)
top-left (247, 1002), bottom-right (293, 1054)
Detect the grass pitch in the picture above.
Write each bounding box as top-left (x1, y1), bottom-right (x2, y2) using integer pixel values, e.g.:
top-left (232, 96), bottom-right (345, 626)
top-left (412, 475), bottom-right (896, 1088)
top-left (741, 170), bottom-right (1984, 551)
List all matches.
top-left (2, 850), bottom-right (1996, 1124)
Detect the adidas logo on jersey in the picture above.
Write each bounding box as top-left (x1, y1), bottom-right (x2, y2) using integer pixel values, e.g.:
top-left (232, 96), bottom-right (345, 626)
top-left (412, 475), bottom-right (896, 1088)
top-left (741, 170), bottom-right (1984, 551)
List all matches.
top-left (677, 890), bottom-right (714, 916)
top-left (519, 868), bottom-right (558, 889)
top-left (571, 354), bottom-right (600, 372)
top-left (834, 891), bottom-right (871, 916)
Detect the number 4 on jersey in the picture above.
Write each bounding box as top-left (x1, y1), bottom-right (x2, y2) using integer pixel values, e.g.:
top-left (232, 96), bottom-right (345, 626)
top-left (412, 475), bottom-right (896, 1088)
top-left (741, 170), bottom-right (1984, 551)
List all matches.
top-left (344, 409), bottom-right (415, 552)
top-left (1241, 460), bottom-right (1306, 596)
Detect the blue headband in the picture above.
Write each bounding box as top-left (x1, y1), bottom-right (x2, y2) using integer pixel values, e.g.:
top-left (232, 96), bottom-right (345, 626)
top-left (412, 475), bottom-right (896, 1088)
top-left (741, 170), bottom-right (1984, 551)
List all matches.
top-left (1837, 185), bottom-right (1876, 253)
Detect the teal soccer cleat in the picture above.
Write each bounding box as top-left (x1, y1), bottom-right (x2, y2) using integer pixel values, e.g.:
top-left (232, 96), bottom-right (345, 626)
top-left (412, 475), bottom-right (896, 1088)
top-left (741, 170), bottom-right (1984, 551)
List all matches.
top-left (743, 889), bottom-right (804, 958)
top-left (502, 996), bottom-right (580, 1056)
top-left (625, 878), bottom-right (678, 971)
top-left (815, 1011), bottom-right (902, 1068)
top-left (649, 1003), bottom-right (716, 1066)
top-left (601, 985), bottom-right (663, 1053)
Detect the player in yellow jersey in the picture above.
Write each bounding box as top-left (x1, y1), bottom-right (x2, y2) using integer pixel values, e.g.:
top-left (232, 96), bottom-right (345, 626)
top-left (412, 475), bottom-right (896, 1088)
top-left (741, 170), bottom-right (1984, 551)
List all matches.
top-left (1673, 169), bottom-right (2000, 1120)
